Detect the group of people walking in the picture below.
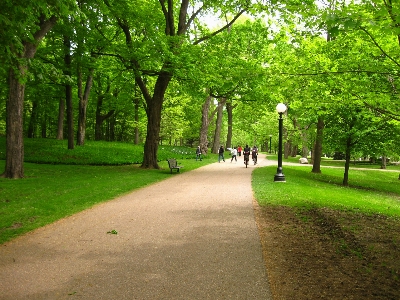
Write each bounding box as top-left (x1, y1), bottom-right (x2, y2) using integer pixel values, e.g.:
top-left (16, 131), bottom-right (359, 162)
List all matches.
top-left (218, 144), bottom-right (258, 164)
top-left (196, 144), bottom-right (259, 165)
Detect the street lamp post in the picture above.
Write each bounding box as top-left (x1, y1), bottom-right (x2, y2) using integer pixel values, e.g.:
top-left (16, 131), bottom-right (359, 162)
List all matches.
top-left (274, 103), bottom-right (287, 182)
top-left (269, 135), bottom-right (272, 153)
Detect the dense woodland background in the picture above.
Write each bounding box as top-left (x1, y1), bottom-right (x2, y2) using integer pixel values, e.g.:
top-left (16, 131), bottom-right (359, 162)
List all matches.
top-left (1, 0), bottom-right (400, 179)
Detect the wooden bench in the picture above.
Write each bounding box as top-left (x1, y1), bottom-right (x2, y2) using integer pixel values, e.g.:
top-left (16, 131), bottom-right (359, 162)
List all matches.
top-left (167, 159), bottom-right (183, 173)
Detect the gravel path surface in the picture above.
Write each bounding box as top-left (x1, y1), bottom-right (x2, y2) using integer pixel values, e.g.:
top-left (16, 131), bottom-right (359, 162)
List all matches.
top-left (0, 154), bottom-right (274, 300)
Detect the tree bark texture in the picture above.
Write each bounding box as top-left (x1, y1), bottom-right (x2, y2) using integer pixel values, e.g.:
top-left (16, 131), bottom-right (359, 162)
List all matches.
top-left (4, 67), bottom-right (25, 178)
top-left (95, 93), bottom-right (115, 141)
top-left (291, 145), bottom-right (298, 157)
top-left (65, 83), bottom-right (74, 149)
top-left (142, 101), bottom-right (162, 168)
top-left (141, 71), bottom-right (171, 169)
top-left (94, 75), bottom-right (114, 141)
top-left (41, 115), bottom-right (47, 138)
top-left (343, 136), bottom-right (352, 186)
top-left (311, 117), bottom-right (324, 173)
top-left (134, 93), bottom-right (140, 145)
top-left (212, 100), bottom-right (224, 154)
top-left (76, 67), bottom-right (94, 146)
top-left (64, 35), bottom-right (74, 150)
top-left (226, 102), bottom-right (233, 149)
top-left (300, 124), bottom-right (309, 158)
top-left (56, 97), bottom-right (65, 140)
top-left (199, 95), bottom-right (212, 154)
top-left (288, 118), bottom-right (298, 157)
top-left (381, 155), bottom-right (387, 169)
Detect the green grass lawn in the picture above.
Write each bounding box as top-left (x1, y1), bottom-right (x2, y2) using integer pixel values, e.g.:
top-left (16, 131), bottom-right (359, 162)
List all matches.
top-left (0, 137), bottom-right (207, 165)
top-left (267, 153), bottom-right (400, 170)
top-left (253, 165), bottom-right (400, 217)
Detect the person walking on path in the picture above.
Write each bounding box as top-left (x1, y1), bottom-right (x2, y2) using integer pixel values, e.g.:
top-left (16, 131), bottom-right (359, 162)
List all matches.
top-left (237, 145), bottom-right (242, 157)
top-left (230, 147), bottom-right (237, 162)
top-left (196, 146), bottom-right (202, 161)
top-left (218, 145), bottom-right (225, 162)
top-left (243, 144), bottom-right (251, 165)
top-left (252, 145), bottom-right (259, 165)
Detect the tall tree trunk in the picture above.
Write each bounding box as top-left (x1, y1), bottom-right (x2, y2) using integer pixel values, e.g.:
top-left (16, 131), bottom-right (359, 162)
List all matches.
top-left (95, 104), bottom-right (115, 140)
top-left (311, 117), bottom-right (324, 173)
top-left (299, 123), bottom-right (309, 158)
top-left (290, 118), bottom-right (298, 157)
top-left (106, 118), bottom-right (110, 141)
top-left (111, 8), bottom-right (170, 169)
top-left (95, 93), bottom-right (115, 141)
top-left (66, 83), bottom-right (74, 149)
top-left (301, 129), bottom-right (309, 158)
top-left (381, 155), bottom-right (387, 169)
top-left (109, 114), bottom-right (116, 141)
top-left (199, 94), bottom-right (219, 154)
top-left (76, 67), bottom-right (94, 146)
top-left (343, 136), bottom-right (352, 186)
top-left (199, 95), bottom-right (212, 154)
top-left (212, 100), bottom-right (224, 154)
top-left (3, 15), bottom-right (57, 179)
top-left (226, 102), bottom-right (233, 149)
top-left (64, 36), bottom-right (74, 149)
top-left (4, 67), bottom-right (25, 178)
top-left (56, 97), bottom-right (65, 140)
top-left (342, 114), bottom-right (357, 186)
top-left (134, 92), bottom-right (140, 145)
top-left (94, 75), bottom-right (114, 141)
top-left (142, 100), bottom-right (162, 168)
top-left (302, 146), bottom-right (309, 158)
top-left (284, 143), bottom-right (290, 159)
top-left (141, 71), bottom-right (171, 169)
top-left (291, 145), bottom-right (298, 157)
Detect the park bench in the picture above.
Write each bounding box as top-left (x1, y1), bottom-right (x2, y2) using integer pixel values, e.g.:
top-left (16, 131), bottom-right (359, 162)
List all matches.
top-left (167, 158), bottom-right (183, 173)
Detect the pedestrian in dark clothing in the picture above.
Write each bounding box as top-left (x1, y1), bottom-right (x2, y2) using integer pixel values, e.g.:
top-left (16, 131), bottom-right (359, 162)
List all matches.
top-left (218, 146), bottom-right (225, 163)
top-left (243, 144), bottom-right (251, 165)
top-left (196, 146), bottom-right (202, 161)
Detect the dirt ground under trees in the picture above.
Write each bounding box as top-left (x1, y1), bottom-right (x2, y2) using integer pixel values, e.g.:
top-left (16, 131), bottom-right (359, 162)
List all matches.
top-left (254, 205), bottom-right (400, 300)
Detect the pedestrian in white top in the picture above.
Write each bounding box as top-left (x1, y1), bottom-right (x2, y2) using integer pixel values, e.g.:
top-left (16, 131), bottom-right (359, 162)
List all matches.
top-left (230, 147), bottom-right (238, 162)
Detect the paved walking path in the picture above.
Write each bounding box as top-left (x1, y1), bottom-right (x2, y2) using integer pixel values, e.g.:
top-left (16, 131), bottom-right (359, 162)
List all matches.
top-left (0, 154), bottom-right (274, 300)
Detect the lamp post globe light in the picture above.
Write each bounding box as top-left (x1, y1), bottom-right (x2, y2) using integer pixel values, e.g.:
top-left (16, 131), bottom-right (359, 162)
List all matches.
top-left (274, 103), bottom-right (287, 182)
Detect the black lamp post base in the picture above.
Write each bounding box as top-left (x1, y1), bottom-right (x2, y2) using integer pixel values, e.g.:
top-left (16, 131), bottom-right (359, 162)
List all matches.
top-left (274, 174), bottom-right (286, 182)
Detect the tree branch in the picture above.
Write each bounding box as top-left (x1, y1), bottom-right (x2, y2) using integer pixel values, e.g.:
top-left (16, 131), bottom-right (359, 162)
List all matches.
top-left (360, 26), bottom-right (400, 69)
top-left (24, 15), bottom-right (57, 59)
top-left (193, 9), bottom-right (247, 45)
top-left (159, 0), bottom-right (175, 35)
top-left (363, 102), bottom-right (400, 121)
top-left (177, 0), bottom-right (190, 35)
